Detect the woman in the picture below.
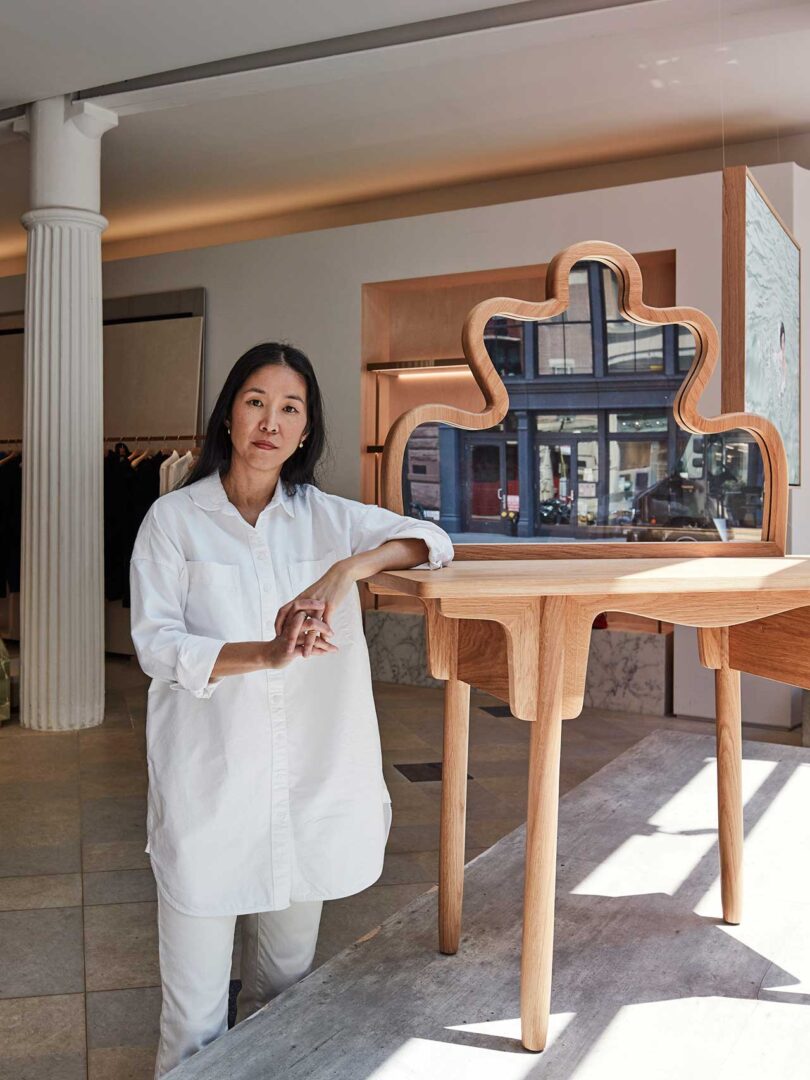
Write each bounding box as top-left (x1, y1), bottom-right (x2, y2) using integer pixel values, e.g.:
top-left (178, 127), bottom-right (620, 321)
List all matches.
top-left (130, 342), bottom-right (453, 1077)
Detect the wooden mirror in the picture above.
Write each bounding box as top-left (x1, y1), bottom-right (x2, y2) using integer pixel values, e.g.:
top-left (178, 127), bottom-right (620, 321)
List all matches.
top-left (381, 241), bottom-right (787, 559)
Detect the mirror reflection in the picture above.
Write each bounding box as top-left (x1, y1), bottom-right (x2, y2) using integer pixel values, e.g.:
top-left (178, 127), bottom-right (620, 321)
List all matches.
top-left (402, 261), bottom-right (764, 543)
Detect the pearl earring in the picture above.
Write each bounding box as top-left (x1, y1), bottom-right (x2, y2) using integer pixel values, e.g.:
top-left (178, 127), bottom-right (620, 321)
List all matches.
top-left (299, 439), bottom-right (305, 448)
top-left (225, 421), bottom-right (231, 434)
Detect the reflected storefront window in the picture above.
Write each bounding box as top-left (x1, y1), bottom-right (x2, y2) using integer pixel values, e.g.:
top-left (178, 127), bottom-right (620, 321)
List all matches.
top-left (484, 317), bottom-right (523, 378)
top-left (576, 440), bottom-right (599, 525)
top-left (535, 414), bottom-right (599, 531)
top-left (536, 267), bottom-right (594, 375)
top-left (603, 268), bottom-right (666, 373)
top-left (538, 443), bottom-right (571, 525)
top-left (608, 437), bottom-right (669, 523)
top-left (536, 412), bottom-right (598, 434)
top-left (609, 410), bottom-right (667, 434)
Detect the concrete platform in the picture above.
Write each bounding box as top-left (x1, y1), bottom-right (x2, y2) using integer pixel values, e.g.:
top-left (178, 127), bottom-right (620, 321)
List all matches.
top-left (170, 731), bottom-right (810, 1079)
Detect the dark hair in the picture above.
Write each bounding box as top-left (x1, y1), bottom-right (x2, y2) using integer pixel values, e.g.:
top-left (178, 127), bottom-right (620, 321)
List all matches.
top-left (780, 322), bottom-right (786, 346)
top-left (182, 342), bottom-right (326, 493)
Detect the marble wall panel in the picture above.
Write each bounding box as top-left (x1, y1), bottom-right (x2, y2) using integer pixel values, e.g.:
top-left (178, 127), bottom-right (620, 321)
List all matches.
top-left (584, 629), bottom-right (672, 715)
top-left (364, 611), bottom-right (442, 690)
top-left (365, 611), bottom-right (671, 715)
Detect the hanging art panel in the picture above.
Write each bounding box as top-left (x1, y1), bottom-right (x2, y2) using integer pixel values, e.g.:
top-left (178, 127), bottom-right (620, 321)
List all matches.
top-left (722, 165), bottom-right (801, 485)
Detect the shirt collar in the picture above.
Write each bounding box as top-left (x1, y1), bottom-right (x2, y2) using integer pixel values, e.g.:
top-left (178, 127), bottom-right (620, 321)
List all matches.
top-left (187, 471), bottom-right (295, 518)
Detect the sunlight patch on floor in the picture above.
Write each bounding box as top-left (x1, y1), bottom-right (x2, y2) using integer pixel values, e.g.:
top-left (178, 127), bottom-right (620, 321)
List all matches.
top-left (363, 1037), bottom-right (541, 1079)
top-left (573, 758), bottom-right (777, 898)
top-left (572, 997), bottom-right (809, 1080)
top-left (445, 1011), bottom-right (575, 1044)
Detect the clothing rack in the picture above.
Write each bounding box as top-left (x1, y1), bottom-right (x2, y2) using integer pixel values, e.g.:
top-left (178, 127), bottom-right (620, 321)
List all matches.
top-left (1, 436), bottom-right (203, 445)
top-left (103, 434), bottom-right (204, 443)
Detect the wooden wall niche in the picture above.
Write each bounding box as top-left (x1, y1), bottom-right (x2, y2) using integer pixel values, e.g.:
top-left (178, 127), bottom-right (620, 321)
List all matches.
top-left (363, 264), bottom-right (545, 506)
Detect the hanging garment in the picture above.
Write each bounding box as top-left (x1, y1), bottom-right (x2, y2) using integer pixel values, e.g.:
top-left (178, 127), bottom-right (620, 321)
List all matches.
top-left (0, 637), bottom-right (9, 723)
top-left (104, 450), bottom-right (135, 603)
top-left (167, 450), bottom-right (193, 492)
top-left (130, 471), bottom-right (454, 916)
top-left (121, 453), bottom-right (166, 608)
top-left (160, 451), bottom-right (179, 497)
top-left (0, 455), bottom-right (22, 599)
top-left (105, 450), bottom-right (166, 607)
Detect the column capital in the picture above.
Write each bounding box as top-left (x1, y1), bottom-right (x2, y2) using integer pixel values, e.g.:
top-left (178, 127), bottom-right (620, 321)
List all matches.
top-left (13, 99), bottom-right (118, 141)
top-left (66, 101), bottom-right (118, 140)
top-left (23, 96), bottom-right (118, 214)
top-left (21, 207), bottom-right (108, 233)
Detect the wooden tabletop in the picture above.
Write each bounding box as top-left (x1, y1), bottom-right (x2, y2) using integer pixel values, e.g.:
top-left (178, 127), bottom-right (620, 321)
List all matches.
top-left (367, 557), bottom-right (810, 599)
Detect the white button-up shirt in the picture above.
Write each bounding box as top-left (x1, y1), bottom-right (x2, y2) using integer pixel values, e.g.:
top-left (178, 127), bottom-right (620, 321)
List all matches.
top-left (130, 471), bottom-right (453, 916)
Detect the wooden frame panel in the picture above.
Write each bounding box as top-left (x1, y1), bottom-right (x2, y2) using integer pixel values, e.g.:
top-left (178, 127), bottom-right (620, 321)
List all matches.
top-left (380, 240), bottom-right (788, 554)
top-left (728, 606), bottom-right (810, 690)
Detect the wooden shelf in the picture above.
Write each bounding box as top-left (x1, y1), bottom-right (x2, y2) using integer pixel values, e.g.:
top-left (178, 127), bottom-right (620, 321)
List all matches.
top-left (367, 358), bottom-right (470, 373)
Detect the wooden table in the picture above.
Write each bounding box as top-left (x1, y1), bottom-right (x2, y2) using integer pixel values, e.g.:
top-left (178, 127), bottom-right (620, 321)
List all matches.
top-left (367, 557), bottom-right (810, 1051)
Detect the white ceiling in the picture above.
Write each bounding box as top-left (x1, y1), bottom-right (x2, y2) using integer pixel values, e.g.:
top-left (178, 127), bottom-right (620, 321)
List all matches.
top-left (1, 0), bottom-right (810, 267)
top-left (0, 0), bottom-right (526, 108)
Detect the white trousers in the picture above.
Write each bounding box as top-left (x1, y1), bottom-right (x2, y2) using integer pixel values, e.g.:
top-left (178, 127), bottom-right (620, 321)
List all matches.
top-left (154, 890), bottom-right (323, 1079)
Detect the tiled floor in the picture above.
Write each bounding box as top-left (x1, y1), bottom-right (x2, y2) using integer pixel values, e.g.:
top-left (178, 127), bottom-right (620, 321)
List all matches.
top-left (0, 655), bottom-right (800, 1080)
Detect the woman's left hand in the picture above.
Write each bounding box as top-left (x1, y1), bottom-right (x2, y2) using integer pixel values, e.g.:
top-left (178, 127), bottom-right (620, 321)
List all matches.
top-left (275, 559), bottom-right (356, 646)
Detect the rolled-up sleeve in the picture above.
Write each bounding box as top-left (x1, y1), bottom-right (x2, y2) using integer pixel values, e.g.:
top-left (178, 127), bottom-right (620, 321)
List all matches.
top-left (130, 511), bottom-right (226, 699)
top-left (350, 502), bottom-right (454, 570)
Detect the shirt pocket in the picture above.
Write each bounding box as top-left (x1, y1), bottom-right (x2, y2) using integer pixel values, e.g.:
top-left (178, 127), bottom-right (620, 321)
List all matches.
top-left (287, 550), bottom-right (357, 644)
top-left (184, 561), bottom-right (240, 636)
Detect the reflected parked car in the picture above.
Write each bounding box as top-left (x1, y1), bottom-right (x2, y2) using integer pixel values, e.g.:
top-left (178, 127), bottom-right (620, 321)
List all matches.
top-left (630, 475), bottom-right (723, 541)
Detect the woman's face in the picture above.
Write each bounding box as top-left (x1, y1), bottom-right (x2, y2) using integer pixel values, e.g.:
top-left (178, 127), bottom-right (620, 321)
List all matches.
top-left (228, 363), bottom-right (309, 474)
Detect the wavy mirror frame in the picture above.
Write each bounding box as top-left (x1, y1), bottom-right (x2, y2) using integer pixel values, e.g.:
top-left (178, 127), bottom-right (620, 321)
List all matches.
top-left (380, 240), bottom-right (788, 558)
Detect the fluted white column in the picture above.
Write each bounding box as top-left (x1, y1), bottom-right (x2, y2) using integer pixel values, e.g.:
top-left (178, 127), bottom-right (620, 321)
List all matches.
top-left (17, 97), bottom-right (117, 730)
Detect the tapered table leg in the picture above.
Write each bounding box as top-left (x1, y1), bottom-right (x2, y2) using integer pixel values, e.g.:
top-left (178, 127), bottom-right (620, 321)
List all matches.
top-left (716, 652), bottom-right (743, 925)
top-left (439, 678), bottom-right (470, 954)
top-left (521, 599), bottom-right (565, 1052)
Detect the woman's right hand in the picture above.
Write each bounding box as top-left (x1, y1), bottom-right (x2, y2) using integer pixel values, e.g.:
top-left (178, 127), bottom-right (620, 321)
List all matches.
top-left (263, 601), bottom-right (337, 669)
